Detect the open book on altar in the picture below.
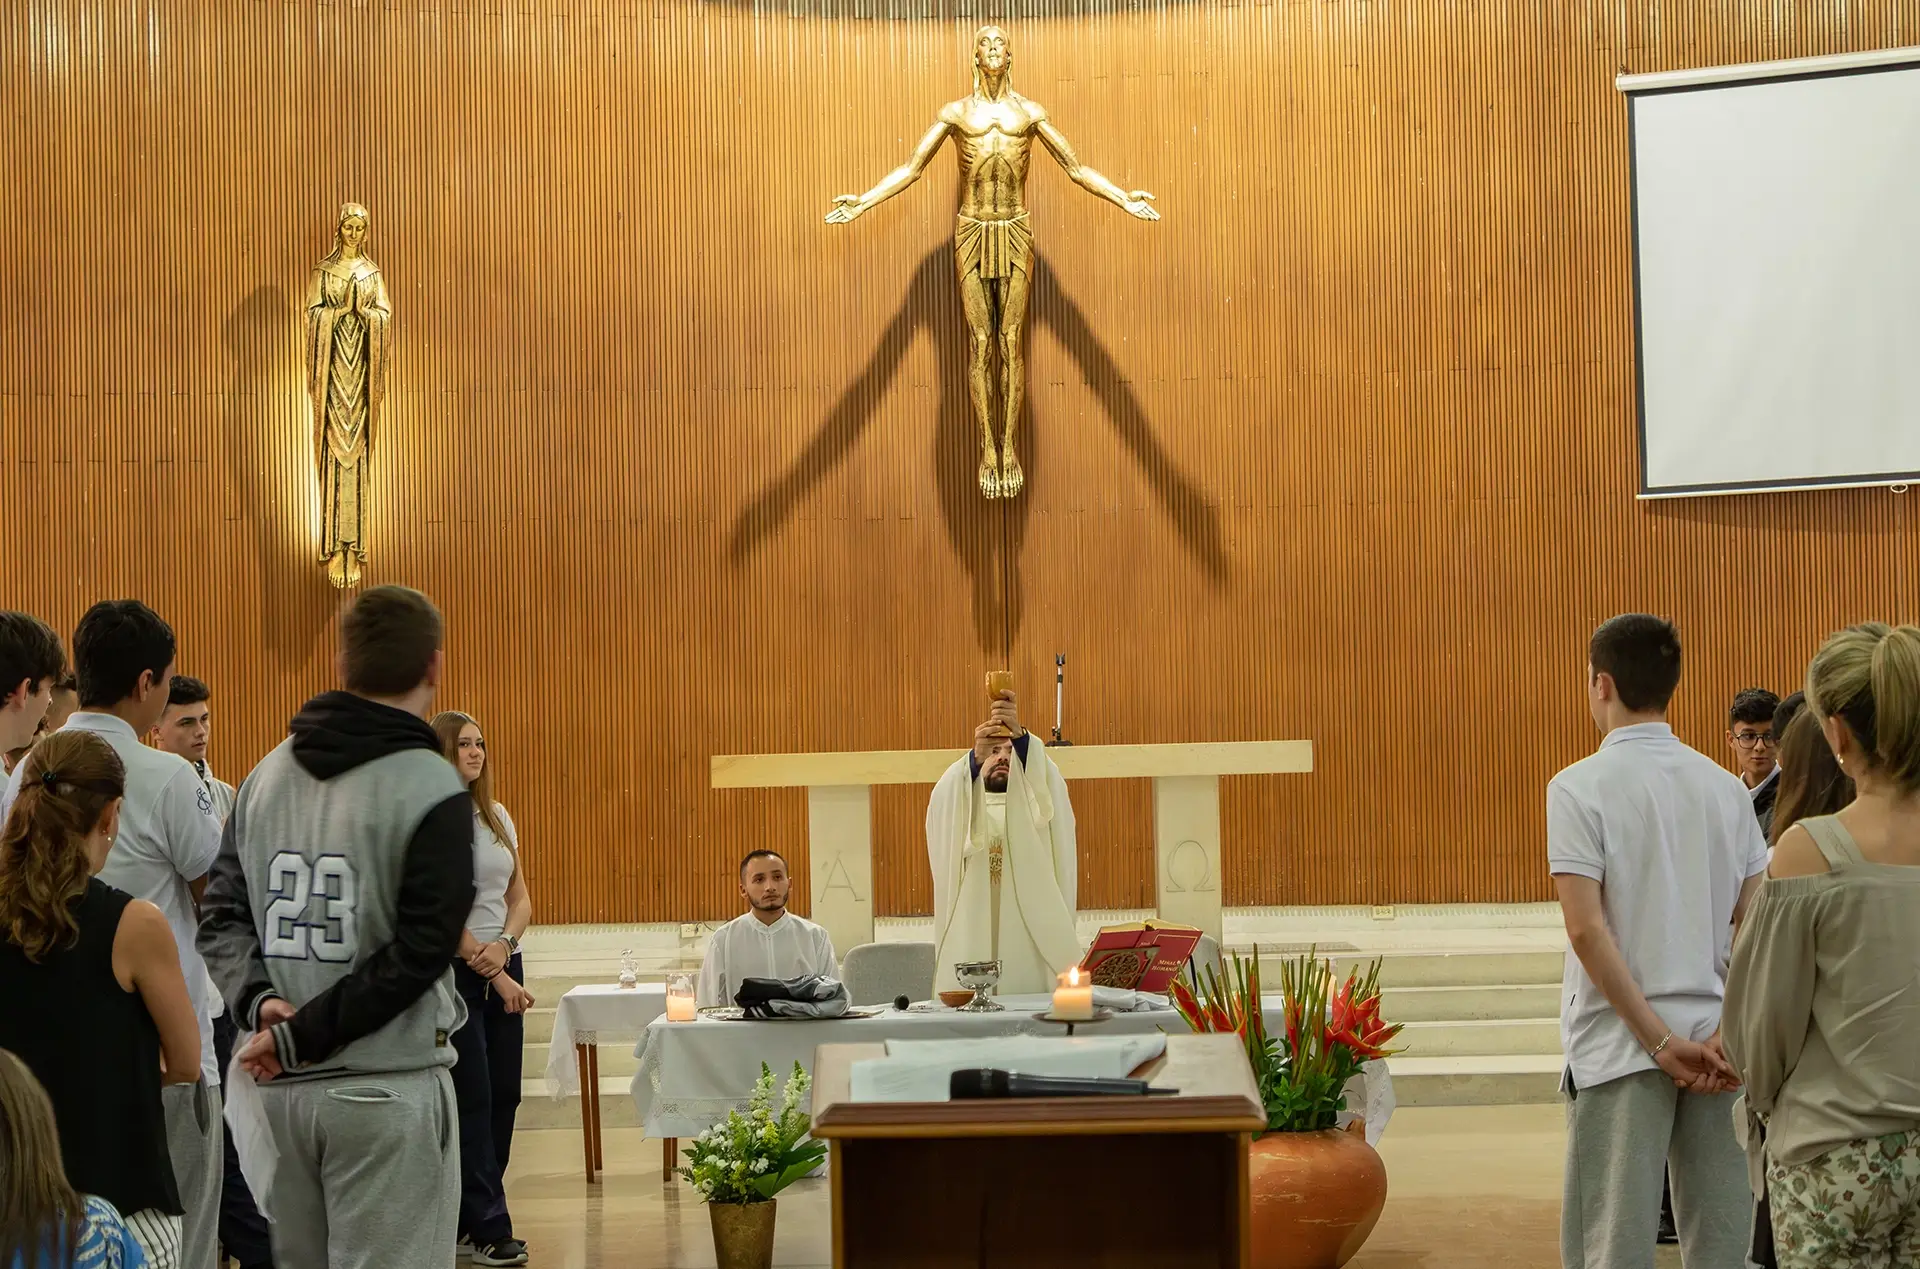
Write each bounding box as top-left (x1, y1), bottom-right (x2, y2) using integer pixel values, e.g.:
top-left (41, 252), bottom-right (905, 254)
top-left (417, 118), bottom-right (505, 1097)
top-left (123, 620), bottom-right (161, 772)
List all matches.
top-left (1078, 920), bottom-right (1203, 993)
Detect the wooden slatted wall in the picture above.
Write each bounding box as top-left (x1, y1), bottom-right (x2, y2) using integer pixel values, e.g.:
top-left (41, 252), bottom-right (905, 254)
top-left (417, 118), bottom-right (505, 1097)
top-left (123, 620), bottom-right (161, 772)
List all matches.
top-left (4, 0), bottom-right (1918, 922)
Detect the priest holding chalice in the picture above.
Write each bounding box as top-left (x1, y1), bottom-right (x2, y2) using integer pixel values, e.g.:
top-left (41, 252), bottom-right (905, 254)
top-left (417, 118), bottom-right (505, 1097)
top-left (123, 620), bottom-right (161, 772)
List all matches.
top-left (927, 674), bottom-right (1080, 995)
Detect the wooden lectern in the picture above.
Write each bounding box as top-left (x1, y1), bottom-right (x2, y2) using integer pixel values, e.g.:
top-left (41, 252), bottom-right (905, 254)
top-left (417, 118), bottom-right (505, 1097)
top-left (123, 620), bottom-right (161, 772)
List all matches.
top-left (810, 1033), bottom-right (1266, 1269)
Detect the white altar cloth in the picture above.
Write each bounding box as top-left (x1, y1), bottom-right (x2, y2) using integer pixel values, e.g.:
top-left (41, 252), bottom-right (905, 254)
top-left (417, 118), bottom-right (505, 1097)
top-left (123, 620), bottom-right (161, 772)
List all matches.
top-left (544, 983), bottom-right (668, 1100)
top-left (629, 993), bottom-right (1395, 1143)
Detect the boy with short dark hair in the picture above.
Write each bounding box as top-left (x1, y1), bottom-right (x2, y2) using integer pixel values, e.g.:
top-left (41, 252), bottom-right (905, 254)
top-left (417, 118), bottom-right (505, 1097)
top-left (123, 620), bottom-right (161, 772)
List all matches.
top-left (199, 586), bottom-right (476, 1269)
top-left (0, 611), bottom-right (65, 753)
top-left (1550, 614), bottom-right (1767, 1269)
top-left (1726, 687), bottom-right (1782, 836)
top-left (695, 850), bottom-right (837, 1007)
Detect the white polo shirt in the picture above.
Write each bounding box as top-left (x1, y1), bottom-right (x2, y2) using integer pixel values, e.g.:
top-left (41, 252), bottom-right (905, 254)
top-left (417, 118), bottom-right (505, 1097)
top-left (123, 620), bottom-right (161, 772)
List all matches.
top-left (194, 760), bottom-right (236, 824)
top-left (1547, 721), bottom-right (1769, 1091)
top-left (2, 711), bottom-right (225, 1082)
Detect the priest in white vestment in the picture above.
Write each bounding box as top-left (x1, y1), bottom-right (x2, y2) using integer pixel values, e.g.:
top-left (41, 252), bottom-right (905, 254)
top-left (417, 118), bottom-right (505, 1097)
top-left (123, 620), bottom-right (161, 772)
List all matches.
top-left (927, 691), bottom-right (1080, 994)
top-left (697, 849), bottom-right (839, 1006)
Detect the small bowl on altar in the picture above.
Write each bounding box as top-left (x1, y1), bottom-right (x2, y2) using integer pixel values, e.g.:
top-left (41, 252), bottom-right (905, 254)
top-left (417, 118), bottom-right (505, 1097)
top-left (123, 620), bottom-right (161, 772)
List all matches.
top-left (938, 990), bottom-right (975, 1009)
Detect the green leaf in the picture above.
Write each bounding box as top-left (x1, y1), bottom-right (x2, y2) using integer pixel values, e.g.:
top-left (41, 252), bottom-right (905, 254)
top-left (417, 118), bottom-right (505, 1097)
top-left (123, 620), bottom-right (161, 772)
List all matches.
top-left (746, 1143), bottom-right (829, 1198)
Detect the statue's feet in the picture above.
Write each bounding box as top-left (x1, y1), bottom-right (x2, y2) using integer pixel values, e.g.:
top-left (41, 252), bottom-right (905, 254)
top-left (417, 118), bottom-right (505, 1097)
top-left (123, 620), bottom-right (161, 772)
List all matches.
top-left (978, 452), bottom-right (1002, 499)
top-left (1000, 449), bottom-right (1025, 499)
top-left (324, 551), bottom-right (365, 589)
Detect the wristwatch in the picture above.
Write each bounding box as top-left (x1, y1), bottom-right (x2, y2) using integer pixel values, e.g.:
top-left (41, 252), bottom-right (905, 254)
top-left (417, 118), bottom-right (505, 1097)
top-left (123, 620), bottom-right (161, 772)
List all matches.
top-left (503, 933), bottom-right (521, 954)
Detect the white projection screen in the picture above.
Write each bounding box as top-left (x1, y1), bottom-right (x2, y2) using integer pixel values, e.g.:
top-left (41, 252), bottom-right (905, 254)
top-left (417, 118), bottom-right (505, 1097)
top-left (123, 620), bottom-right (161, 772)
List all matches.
top-left (1621, 48), bottom-right (1920, 497)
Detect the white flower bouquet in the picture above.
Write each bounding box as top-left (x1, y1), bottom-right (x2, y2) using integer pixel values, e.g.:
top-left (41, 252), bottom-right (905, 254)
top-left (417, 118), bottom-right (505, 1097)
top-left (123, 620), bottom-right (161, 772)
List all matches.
top-left (678, 1061), bottom-right (827, 1205)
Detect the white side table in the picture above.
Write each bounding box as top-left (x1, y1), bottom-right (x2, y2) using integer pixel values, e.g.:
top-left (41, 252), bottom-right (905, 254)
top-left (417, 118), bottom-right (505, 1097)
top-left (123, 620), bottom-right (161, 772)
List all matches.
top-left (545, 983), bottom-right (667, 1181)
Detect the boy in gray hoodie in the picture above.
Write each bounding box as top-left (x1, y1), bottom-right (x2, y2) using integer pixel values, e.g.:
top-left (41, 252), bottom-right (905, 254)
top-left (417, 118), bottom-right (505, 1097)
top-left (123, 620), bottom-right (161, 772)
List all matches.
top-left (200, 586), bottom-right (476, 1269)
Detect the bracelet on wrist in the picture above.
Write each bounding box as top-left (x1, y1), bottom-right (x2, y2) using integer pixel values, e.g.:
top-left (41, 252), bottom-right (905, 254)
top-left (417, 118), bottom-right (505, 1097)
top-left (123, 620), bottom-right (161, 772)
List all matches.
top-left (1649, 1032), bottom-right (1673, 1058)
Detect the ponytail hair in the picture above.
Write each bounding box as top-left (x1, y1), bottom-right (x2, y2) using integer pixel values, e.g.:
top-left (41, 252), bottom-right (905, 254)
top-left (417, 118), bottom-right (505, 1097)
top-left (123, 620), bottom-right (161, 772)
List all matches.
top-left (1805, 622), bottom-right (1920, 793)
top-left (0, 731), bottom-right (125, 962)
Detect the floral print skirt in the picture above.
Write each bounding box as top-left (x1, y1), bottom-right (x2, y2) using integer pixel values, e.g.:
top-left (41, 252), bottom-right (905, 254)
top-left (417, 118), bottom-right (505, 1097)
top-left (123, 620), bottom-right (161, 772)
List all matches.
top-left (1768, 1129), bottom-right (1920, 1268)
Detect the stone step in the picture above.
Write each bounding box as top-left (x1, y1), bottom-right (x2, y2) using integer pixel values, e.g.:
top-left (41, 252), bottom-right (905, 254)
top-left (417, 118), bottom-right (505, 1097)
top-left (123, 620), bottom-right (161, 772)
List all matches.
top-left (1387, 1054), bottom-right (1565, 1107)
top-left (1366, 950), bottom-right (1563, 990)
top-left (522, 974), bottom-right (668, 1002)
top-left (1392, 1018), bottom-right (1561, 1059)
top-left (1241, 946), bottom-right (1564, 991)
top-left (528, 1041), bottom-right (639, 1083)
top-left (516, 1078), bottom-right (629, 1132)
top-left (524, 1007), bottom-right (560, 1046)
top-left (1380, 983), bottom-right (1561, 1023)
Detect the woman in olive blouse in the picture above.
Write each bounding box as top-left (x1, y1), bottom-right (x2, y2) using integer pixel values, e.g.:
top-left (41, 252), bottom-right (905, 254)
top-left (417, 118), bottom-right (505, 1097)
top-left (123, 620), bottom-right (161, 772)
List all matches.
top-left (1725, 623), bottom-right (1920, 1268)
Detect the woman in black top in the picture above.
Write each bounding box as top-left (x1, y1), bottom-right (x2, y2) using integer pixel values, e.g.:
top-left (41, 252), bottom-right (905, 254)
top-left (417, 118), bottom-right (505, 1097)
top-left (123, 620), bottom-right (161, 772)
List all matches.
top-left (0, 731), bottom-right (201, 1263)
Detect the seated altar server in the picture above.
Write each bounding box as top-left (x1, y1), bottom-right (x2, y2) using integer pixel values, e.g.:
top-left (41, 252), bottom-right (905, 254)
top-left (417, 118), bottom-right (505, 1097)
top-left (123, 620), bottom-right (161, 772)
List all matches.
top-left (696, 850), bottom-right (838, 1007)
top-left (928, 690), bottom-right (1079, 994)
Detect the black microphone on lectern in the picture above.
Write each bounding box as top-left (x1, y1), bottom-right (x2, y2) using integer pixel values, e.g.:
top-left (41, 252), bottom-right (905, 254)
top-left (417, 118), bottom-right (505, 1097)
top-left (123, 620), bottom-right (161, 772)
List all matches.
top-left (949, 1069), bottom-right (1176, 1099)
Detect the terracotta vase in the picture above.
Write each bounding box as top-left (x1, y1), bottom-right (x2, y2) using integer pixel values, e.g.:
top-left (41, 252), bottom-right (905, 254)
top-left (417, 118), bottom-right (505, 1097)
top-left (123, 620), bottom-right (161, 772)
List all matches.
top-left (708, 1199), bottom-right (777, 1269)
top-left (1247, 1127), bottom-right (1388, 1269)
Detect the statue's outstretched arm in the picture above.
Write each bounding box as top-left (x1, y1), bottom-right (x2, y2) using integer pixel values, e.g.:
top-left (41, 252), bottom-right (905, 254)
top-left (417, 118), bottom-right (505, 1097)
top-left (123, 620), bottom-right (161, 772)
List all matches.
top-left (1036, 119), bottom-right (1160, 221)
top-left (826, 121), bottom-right (951, 224)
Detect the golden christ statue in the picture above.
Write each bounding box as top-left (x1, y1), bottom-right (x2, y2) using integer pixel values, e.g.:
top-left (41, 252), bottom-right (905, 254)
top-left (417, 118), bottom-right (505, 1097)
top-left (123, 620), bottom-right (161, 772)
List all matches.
top-left (826, 26), bottom-right (1160, 499)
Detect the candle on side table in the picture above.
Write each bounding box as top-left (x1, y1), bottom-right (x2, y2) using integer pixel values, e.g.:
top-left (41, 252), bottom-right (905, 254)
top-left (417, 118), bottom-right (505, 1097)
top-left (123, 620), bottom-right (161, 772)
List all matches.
top-left (665, 973), bottom-right (697, 1022)
top-left (1053, 966), bottom-right (1093, 1021)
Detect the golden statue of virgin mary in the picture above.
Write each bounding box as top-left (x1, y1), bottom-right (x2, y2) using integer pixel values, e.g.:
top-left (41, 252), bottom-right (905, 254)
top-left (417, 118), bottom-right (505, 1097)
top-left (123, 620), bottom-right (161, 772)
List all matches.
top-left (305, 202), bottom-right (392, 589)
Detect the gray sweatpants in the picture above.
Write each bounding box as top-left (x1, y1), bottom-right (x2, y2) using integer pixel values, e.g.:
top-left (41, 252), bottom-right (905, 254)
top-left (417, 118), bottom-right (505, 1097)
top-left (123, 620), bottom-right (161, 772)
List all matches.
top-left (1563, 1069), bottom-right (1753, 1269)
top-left (260, 1066), bottom-right (460, 1269)
top-left (162, 1079), bottom-right (223, 1269)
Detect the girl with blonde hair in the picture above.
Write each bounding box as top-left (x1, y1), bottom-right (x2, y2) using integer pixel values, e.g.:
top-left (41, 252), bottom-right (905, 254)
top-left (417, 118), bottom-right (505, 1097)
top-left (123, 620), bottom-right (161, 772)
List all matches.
top-left (430, 712), bottom-right (534, 1268)
top-left (1727, 623), bottom-right (1920, 1266)
top-left (0, 1047), bottom-right (149, 1266)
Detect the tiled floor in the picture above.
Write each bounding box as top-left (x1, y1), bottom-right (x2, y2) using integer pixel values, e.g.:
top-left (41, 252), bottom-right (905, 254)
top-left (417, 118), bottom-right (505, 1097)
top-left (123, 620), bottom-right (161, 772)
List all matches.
top-left (506, 1104), bottom-right (1687, 1267)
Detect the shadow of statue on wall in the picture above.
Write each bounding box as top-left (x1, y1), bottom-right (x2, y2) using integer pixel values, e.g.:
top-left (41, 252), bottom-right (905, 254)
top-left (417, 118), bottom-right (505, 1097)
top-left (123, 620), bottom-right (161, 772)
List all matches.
top-left (222, 286), bottom-right (338, 671)
top-left (727, 244), bottom-right (1227, 652)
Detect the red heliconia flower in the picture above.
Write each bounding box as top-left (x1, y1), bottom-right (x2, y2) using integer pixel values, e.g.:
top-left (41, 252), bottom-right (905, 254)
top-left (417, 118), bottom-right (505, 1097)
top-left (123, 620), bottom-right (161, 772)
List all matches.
top-left (1326, 990), bottom-right (1401, 1061)
top-left (1328, 978), bottom-right (1356, 1034)
top-left (1352, 997), bottom-right (1401, 1059)
top-left (1170, 979), bottom-right (1202, 1028)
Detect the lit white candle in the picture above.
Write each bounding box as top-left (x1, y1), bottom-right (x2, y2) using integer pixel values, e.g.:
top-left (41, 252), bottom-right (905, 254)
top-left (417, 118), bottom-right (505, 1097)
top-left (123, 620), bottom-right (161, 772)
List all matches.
top-left (1053, 967), bottom-right (1094, 1021)
top-left (666, 975), bottom-right (697, 1022)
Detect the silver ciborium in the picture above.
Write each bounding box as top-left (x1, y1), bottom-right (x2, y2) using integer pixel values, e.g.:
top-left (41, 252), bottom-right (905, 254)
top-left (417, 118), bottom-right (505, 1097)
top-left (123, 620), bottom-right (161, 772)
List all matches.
top-left (954, 960), bottom-right (1003, 1012)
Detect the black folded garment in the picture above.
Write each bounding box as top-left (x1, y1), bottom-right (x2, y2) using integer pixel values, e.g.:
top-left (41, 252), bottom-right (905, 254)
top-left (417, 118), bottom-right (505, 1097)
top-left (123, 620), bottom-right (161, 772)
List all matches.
top-left (733, 975), bottom-right (852, 1019)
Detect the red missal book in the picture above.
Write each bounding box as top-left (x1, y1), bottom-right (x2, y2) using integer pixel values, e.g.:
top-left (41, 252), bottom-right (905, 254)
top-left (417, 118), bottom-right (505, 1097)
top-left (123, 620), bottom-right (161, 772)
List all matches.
top-left (1078, 920), bottom-right (1204, 993)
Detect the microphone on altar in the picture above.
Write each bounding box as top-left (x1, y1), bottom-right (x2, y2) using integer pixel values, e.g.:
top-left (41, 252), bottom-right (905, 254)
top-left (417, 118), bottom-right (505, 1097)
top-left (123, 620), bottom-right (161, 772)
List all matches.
top-left (948, 1069), bottom-right (1178, 1099)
